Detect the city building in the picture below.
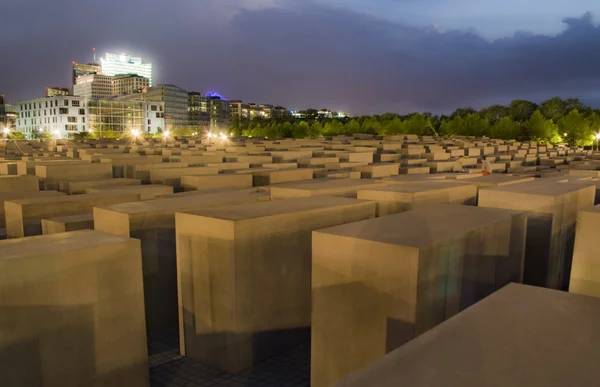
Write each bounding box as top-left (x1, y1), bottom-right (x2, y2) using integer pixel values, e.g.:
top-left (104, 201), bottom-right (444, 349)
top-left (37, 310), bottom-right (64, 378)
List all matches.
top-left (73, 74), bottom-right (114, 99)
top-left (0, 94), bottom-right (18, 130)
top-left (291, 109), bottom-right (348, 119)
top-left (116, 84), bottom-right (189, 130)
top-left (46, 87), bottom-right (72, 97)
top-left (100, 53), bottom-right (153, 86)
top-left (230, 100), bottom-right (289, 120)
top-left (15, 96), bottom-right (164, 139)
top-left (189, 92), bottom-right (230, 132)
top-left (112, 74), bottom-right (149, 96)
top-left (72, 62), bottom-right (103, 86)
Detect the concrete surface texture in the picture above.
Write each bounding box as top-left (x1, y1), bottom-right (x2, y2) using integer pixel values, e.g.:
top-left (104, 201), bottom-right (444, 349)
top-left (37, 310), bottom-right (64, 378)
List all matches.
top-left (0, 230), bottom-right (148, 387)
top-left (41, 213), bottom-right (94, 235)
top-left (311, 204), bottom-right (527, 387)
top-left (35, 163), bottom-right (113, 190)
top-left (478, 180), bottom-right (595, 290)
top-left (59, 178), bottom-right (141, 194)
top-left (569, 205), bottom-right (600, 298)
top-left (270, 178), bottom-right (389, 199)
top-left (5, 191), bottom-right (141, 238)
top-left (0, 175), bottom-right (39, 193)
top-left (0, 190), bottom-right (66, 228)
top-left (334, 283), bottom-right (600, 387)
top-left (86, 184), bottom-right (174, 200)
top-left (357, 182), bottom-right (478, 216)
top-left (175, 196), bottom-right (377, 373)
top-left (181, 174), bottom-right (253, 191)
top-left (94, 191), bottom-right (269, 337)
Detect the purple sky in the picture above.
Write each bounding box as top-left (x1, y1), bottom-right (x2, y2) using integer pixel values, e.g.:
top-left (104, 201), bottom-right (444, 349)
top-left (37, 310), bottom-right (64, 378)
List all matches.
top-left (2, 0), bottom-right (600, 115)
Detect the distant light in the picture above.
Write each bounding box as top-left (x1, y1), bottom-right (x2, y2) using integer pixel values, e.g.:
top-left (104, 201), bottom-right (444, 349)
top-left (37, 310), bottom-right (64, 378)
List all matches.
top-left (207, 132), bottom-right (213, 138)
top-left (163, 130), bottom-right (170, 137)
top-left (595, 133), bottom-right (600, 140)
top-left (2, 128), bottom-right (9, 134)
top-left (38, 128), bottom-right (43, 132)
top-left (564, 132), bottom-right (568, 137)
top-left (220, 133), bottom-right (227, 140)
top-left (131, 129), bottom-right (140, 136)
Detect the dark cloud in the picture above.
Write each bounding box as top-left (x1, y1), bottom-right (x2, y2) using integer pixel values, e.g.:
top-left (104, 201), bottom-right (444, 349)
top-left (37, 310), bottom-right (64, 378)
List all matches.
top-left (1, 1), bottom-right (600, 115)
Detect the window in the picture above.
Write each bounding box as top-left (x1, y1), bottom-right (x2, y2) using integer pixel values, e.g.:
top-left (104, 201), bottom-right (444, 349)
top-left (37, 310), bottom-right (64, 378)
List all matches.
top-left (151, 105), bottom-right (157, 111)
top-left (79, 109), bottom-right (85, 115)
top-left (67, 116), bottom-right (77, 123)
top-left (148, 119), bottom-right (151, 125)
top-left (156, 112), bottom-right (161, 118)
top-left (59, 108), bottom-right (68, 114)
top-left (45, 101), bottom-right (48, 108)
top-left (72, 100), bottom-right (80, 107)
top-left (50, 101), bottom-right (53, 107)
top-left (65, 125), bottom-right (78, 131)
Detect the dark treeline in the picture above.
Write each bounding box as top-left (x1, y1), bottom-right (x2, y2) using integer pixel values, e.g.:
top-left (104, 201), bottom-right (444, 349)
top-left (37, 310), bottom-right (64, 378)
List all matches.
top-left (231, 97), bottom-right (600, 147)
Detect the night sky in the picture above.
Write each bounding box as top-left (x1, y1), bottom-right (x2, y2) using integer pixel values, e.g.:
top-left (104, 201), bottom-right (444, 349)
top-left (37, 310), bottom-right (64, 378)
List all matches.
top-left (2, 0), bottom-right (600, 115)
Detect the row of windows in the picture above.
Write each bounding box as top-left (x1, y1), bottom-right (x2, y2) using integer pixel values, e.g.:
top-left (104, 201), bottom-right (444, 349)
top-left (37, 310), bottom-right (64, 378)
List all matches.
top-left (20, 99), bottom-right (82, 111)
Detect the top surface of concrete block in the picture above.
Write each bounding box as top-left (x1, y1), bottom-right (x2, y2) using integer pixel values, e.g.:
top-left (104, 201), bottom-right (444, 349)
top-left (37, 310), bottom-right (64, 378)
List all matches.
top-left (361, 182), bottom-right (473, 194)
top-left (0, 229), bottom-right (133, 259)
top-left (97, 191), bottom-right (268, 215)
top-left (316, 204), bottom-right (522, 248)
top-left (483, 180), bottom-right (594, 196)
top-left (7, 191), bottom-right (138, 206)
top-left (335, 283), bottom-right (600, 387)
top-left (273, 178), bottom-right (385, 190)
top-left (184, 196), bottom-right (372, 221)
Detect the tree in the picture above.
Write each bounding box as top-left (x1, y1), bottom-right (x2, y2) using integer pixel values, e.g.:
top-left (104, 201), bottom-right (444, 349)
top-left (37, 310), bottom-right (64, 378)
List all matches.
top-left (309, 122), bottom-right (323, 137)
top-left (361, 117), bottom-right (381, 134)
top-left (462, 114), bottom-right (490, 137)
top-left (323, 120), bottom-right (344, 136)
top-left (508, 100), bottom-right (537, 122)
top-left (230, 115), bottom-right (243, 137)
top-left (33, 130), bottom-right (52, 140)
top-left (525, 111), bottom-right (559, 143)
top-left (479, 104), bottom-right (509, 124)
top-left (294, 121), bottom-right (310, 139)
top-left (439, 116), bottom-right (463, 136)
top-left (489, 117), bottom-right (520, 140)
top-left (10, 132), bottom-right (26, 140)
top-left (344, 119), bottom-right (361, 134)
top-left (539, 97), bottom-right (566, 121)
top-left (451, 107), bottom-right (476, 118)
top-left (382, 117), bottom-right (403, 135)
top-left (401, 113), bottom-right (431, 135)
top-left (560, 110), bottom-right (592, 146)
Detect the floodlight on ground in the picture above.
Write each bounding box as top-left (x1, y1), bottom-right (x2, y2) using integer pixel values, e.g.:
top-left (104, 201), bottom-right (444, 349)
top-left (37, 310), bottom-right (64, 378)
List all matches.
top-left (131, 129), bottom-right (140, 137)
top-left (220, 133), bottom-right (227, 140)
top-left (38, 127), bottom-right (43, 132)
top-left (3, 128), bottom-right (9, 134)
top-left (164, 130), bottom-right (170, 137)
top-left (207, 132), bottom-right (213, 138)
top-left (595, 133), bottom-right (600, 140)
top-left (564, 132), bottom-right (568, 137)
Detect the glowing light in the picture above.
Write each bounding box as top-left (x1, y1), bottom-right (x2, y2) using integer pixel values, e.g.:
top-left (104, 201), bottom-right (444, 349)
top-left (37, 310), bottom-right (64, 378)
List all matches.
top-left (220, 134), bottom-right (227, 140)
top-left (595, 133), bottom-right (600, 140)
top-left (205, 91), bottom-right (227, 100)
top-left (2, 128), bottom-right (9, 134)
top-left (564, 132), bottom-right (568, 137)
top-left (207, 132), bottom-right (213, 138)
top-left (38, 128), bottom-right (43, 132)
top-left (163, 130), bottom-right (170, 137)
top-left (131, 129), bottom-right (140, 137)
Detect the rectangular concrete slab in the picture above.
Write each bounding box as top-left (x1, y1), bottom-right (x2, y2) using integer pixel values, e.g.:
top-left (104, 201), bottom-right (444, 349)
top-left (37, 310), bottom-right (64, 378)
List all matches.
top-left (0, 175), bottom-right (39, 193)
top-left (41, 213), bottom-right (95, 235)
top-left (270, 178), bottom-right (389, 199)
top-left (252, 168), bottom-right (314, 186)
top-left (149, 167), bottom-right (219, 186)
top-left (94, 191), bottom-right (269, 336)
top-left (5, 191), bottom-right (141, 238)
top-left (357, 182), bottom-right (477, 216)
top-left (176, 196), bottom-right (377, 373)
top-left (181, 174), bottom-right (253, 191)
top-left (59, 178), bottom-right (141, 194)
top-left (335, 284), bottom-right (600, 387)
top-left (311, 204), bottom-right (527, 387)
top-left (0, 191), bottom-right (66, 228)
top-left (569, 205), bottom-right (600, 297)
top-left (86, 184), bottom-right (174, 200)
top-left (479, 180), bottom-right (595, 290)
top-left (36, 163), bottom-right (113, 190)
top-left (0, 230), bottom-right (148, 387)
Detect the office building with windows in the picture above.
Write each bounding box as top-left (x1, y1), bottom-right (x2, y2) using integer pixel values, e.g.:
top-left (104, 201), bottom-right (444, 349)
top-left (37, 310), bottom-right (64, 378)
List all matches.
top-left (15, 96), bottom-right (164, 139)
top-left (116, 84), bottom-right (188, 130)
top-left (73, 74), bottom-right (114, 99)
top-left (230, 100), bottom-right (288, 120)
top-left (72, 62), bottom-right (103, 86)
top-left (0, 94), bottom-right (18, 130)
top-left (100, 53), bottom-right (153, 86)
top-left (112, 74), bottom-right (149, 96)
top-left (189, 92), bottom-right (231, 131)
top-left (46, 87), bottom-right (72, 97)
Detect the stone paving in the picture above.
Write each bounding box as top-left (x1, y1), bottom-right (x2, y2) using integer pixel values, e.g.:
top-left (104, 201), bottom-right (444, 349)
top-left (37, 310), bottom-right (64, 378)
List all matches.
top-left (148, 333), bottom-right (310, 387)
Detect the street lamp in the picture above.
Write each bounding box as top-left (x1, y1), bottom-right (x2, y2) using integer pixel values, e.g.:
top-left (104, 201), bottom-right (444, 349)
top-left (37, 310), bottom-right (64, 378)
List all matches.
top-left (3, 127), bottom-right (9, 134)
top-left (595, 133), bottom-right (600, 151)
top-left (163, 130), bottom-right (170, 137)
top-left (131, 129), bottom-right (140, 137)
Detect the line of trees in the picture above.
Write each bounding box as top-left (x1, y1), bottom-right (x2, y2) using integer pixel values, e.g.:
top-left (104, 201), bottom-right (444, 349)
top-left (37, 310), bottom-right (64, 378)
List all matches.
top-left (231, 97), bottom-right (600, 147)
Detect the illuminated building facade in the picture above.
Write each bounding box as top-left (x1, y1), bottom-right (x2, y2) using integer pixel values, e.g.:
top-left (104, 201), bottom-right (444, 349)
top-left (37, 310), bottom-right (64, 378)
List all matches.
top-left (0, 94), bottom-right (18, 130)
top-left (72, 62), bottom-right (103, 86)
top-left (73, 74), bottom-right (113, 99)
top-left (189, 92), bottom-right (230, 131)
top-left (46, 87), bottom-right (72, 97)
top-left (112, 74), bottom-right (149, 96)
top-left (100, 53), bottom-right (153, 86)
top-left (230, 100), bottom-right (289, 120)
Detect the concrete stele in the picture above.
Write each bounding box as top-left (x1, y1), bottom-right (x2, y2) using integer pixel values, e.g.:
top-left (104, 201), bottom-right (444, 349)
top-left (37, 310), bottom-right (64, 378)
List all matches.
top-left (311, 204), bottom-right (527, 387)
top-left (0, 230), bottom-right (148, 387)
top-left (175, 196), bottom-right (377, 373)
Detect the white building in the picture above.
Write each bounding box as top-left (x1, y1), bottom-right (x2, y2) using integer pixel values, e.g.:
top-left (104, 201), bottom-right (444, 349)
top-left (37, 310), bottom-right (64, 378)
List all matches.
top-left (16, 96), bottom-right (164, 139)
top-left (100, 53), bottom-right (153, 86)
top-left (73, 74), bottom-right (113, 99)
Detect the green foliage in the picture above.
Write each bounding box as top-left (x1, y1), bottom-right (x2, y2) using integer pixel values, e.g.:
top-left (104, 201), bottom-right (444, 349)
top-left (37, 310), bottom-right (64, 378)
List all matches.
top-left (294, 121), bottom-right (310, 139)
top-left (489, 117), bottom-right (520, 140)
top-left (10, 132), bottom-right (26, 140)
top-left (33, 130), bottom-right (52, 140)
top-left (560, 110), bottom-right (592, 146)
top-left (525, 111), bottom-right (559, 143)
top-left (508, 100), bottom-right (537, 122)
